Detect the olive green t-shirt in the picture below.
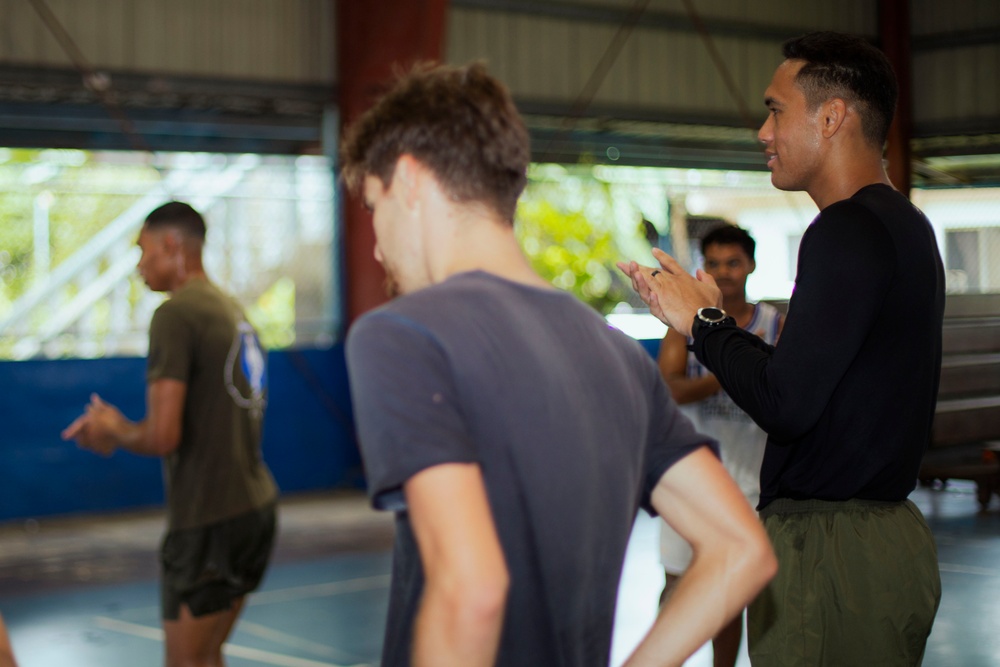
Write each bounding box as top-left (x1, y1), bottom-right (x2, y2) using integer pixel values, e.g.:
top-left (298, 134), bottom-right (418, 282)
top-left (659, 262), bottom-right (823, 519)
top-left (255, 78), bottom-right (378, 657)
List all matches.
top-left (147, 278), bottom-right (278, 530)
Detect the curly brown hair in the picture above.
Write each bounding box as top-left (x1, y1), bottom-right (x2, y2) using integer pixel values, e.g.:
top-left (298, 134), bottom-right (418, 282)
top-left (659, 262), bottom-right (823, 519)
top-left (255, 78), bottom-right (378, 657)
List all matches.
top-left (340, 62), bottom-right (530, 224)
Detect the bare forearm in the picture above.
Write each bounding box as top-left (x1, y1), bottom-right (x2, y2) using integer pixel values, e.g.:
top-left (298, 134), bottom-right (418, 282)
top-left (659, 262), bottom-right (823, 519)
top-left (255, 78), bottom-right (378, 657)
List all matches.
top-left (633, 449), bottom-right (777, 666)
top-left (112, 419), bottom-right (164, 457)
top-left (624, 542), bottom-right (775, 666)
top-left (98, 414), bottom-right (164, 457)
top-left (667, 374), bottom-right (721, 404)
top-left (403, 464), bottom-right (509, 667)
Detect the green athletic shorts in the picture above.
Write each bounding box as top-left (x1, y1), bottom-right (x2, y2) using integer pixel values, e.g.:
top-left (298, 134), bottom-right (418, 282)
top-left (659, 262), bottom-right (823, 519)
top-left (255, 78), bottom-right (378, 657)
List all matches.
top-left (160, 503), bottom-right (277, 620)
top-left (748, 498), bottom-right (940, 667)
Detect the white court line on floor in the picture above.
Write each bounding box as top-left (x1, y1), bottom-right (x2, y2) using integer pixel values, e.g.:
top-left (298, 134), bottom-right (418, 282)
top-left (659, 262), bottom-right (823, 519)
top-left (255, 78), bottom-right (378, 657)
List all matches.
top-left (118, 573), bottom-right (392, 619)
top-left (938, 562), bottom-right (1000, 577)
top-left (93, 617), bottom-right (371, 667)
top-left (238, 620), bottom-right (365, 663)
top-left (95, 616), bottom-right (163, 641)
top-left (248, 574), bottom-right (391, 606)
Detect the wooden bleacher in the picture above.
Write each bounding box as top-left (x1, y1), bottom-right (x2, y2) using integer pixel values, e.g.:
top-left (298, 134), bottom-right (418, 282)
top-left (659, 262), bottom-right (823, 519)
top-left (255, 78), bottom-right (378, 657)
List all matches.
top-left (920, 294), bottom-right (1000, 510)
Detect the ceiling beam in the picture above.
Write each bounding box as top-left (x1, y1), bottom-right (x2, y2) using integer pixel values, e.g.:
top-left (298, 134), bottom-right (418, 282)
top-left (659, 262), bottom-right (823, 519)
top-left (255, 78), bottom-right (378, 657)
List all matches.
top-left (451, 0), bottom-right (862, 42)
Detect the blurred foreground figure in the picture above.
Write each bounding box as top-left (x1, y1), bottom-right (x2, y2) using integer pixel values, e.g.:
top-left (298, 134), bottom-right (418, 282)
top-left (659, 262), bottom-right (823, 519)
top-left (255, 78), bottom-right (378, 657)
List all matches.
top-left (0, 614), bottom-right (16, 667)
top-left (341, 62), bottom-right (775, 667)
top-left (620, 32), bottom-right (943, 666)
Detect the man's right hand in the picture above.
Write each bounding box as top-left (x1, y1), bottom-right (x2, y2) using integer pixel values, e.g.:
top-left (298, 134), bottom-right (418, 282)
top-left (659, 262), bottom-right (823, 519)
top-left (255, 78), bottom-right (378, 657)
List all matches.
top-left (61, 394), bottom-right (123, 456)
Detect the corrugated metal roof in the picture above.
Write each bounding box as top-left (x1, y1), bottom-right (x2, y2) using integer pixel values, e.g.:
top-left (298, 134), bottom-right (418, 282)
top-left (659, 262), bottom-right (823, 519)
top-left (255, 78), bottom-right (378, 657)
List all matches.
top-left (447, 1), bottom-right (874, 115)
top-left (0, 0), bottom-right (334, 83)
top-left (0, 0), bottom-right (997, 174)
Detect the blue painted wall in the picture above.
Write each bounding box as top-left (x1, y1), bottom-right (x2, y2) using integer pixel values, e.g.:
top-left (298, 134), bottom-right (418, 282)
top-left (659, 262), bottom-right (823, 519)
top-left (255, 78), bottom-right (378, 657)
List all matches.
top-left (1, 337), bottom-right (660, 522)
top-left (0, 345), bottom-right (361, 522)
top-left (637, 337), bottom-right (660, 359)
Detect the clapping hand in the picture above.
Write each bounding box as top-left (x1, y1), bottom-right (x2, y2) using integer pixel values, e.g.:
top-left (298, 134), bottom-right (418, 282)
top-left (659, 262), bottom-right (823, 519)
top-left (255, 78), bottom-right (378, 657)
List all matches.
top-left (617, 248), bottom-right (722, 337)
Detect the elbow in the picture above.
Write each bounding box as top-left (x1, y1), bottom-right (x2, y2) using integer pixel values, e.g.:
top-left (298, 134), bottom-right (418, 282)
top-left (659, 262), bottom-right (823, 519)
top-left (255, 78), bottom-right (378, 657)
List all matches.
top-left (665, 369), bottom-right (723, 406)
top-left (762, 421), bottom-right (803, 444)
top-left (666, 378), bottom-right (686, 404)
top-left (418, 568), bottom-right (508, 658)
top-left (431, 562), bottom-right (509, 630)
top-left (460, 566), bottom-right (510, 635)
top-left (149, 431), bottom-right (180, 456)
top-left (752, 377), bottom-right (827, 442)
top-left (700, 520), bottom-right (777, 601)
top-left (669, 387), bottom-right (689, 405)
top-left (758, 404), bottom-right (819, 443)
top-left (751, 537), bottom-right (779, 590)
top-left (462, 570), bottom-right (510, 629)
top-left (412, 571), bottom-right (509, 667)
top-left (736, 528), bottom-right (778, 597)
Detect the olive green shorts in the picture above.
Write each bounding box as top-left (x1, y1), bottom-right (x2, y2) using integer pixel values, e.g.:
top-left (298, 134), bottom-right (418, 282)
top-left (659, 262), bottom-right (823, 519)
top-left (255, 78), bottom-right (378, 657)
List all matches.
top-left (160, 503), bottom-right (277, 620)
top-left (748, 498), bottom-right (940, 667)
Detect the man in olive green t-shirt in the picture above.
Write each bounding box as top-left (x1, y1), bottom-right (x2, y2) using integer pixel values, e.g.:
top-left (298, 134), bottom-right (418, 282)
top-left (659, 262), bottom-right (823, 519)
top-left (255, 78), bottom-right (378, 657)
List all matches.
top-left (63, 201), bottom-right (278, 667)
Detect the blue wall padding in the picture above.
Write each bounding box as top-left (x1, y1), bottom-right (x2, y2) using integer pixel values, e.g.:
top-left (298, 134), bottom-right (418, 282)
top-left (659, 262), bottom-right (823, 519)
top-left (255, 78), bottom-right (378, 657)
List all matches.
top-left (637, 337), bottom-right (660, 358)
top-left (0, 337), bottom-right (657, 522)
top-left (262, 346), bottom-right (362, 493)
top-left (0, 345), bottom-right (361, 522)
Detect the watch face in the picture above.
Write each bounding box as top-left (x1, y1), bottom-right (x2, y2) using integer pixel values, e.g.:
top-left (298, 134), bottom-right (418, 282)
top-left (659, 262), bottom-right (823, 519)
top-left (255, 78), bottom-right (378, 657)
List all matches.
top-left (698, 307), bottom-right (726, 323)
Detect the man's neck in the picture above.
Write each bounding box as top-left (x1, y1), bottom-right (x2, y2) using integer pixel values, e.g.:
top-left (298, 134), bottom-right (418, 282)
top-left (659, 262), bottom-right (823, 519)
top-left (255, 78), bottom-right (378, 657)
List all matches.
top-left (809, 152), bottom-right (893, 210)
top-left (435, 213), bottom-right (552, 290)
top-left (169, 268), bottom-right (208, 294)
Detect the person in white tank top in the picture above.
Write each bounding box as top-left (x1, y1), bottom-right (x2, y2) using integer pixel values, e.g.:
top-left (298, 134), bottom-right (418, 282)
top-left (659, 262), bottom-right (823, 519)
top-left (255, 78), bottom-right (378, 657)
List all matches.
top-left (656, 225), bottom-right (784, 667)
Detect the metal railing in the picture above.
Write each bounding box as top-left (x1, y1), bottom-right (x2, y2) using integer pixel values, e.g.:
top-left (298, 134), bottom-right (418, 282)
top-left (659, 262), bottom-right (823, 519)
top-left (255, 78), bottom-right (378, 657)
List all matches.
top-left (1, 155), bottom-right (261, 359)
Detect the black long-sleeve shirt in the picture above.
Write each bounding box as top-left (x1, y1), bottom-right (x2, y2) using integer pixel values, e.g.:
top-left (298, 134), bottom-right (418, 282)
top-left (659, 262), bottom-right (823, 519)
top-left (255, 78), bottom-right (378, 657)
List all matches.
top-left (693, 184), bottom-right (945, 510)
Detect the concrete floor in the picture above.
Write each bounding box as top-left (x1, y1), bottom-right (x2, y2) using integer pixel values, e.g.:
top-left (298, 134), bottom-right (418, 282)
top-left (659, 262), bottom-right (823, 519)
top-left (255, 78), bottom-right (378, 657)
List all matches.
top-left (0, 482), bottom-right (998, 666)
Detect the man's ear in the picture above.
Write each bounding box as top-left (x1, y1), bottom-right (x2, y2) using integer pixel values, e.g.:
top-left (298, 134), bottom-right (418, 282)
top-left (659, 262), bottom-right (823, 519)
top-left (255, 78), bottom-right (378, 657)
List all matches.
top-left (820, 98), bottom-right (847, 139)
top-left (162, 229), bottom-right (182, 253)
top-left (394, 154), bottom-right (425, 211)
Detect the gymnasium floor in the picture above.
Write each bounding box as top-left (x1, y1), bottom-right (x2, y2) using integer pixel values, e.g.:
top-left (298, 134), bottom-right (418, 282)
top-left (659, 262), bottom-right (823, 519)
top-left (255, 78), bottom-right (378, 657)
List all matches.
top-left (1, 482), bottom-right (998, 666)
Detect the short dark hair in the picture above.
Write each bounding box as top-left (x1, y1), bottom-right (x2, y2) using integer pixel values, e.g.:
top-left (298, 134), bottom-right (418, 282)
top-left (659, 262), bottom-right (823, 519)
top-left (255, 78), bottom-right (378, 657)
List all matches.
top-left (782, 31), bottom-right (898, 148)
top-left (701, 225), bottom-right (755, 262)
top-left (144, 201), bottom-right (206, 241)
top-left (340, 62), bottom-right (530, 223)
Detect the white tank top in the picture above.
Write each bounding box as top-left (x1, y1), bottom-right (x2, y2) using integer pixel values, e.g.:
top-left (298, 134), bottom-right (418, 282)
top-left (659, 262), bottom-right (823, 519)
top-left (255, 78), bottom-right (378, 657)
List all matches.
top-left (681, 301), bottom-right (782, 503)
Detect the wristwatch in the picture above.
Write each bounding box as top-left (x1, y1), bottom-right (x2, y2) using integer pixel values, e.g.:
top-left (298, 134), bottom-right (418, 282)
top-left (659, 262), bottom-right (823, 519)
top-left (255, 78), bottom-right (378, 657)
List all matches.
top-left (691, 307), bottom-right (735, 336)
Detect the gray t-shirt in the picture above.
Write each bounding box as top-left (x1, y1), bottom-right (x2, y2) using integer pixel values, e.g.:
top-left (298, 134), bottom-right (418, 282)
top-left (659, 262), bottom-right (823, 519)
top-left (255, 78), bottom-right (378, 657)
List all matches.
top-left (346, 271), bottom-right (712, 667)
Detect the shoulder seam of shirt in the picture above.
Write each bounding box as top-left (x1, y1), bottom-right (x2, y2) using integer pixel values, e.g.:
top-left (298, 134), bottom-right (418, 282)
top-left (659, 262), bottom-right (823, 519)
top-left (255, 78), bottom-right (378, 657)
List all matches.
top-left (359, 309), bottom-right (446, 350)
top-left (152, 296), bottom-right (197, 328)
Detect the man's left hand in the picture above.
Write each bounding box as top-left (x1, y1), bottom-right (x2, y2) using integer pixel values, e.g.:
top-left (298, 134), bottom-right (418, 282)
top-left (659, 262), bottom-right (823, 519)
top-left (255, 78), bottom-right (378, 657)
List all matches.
top-left (617, 248), bottom-right (722, 337)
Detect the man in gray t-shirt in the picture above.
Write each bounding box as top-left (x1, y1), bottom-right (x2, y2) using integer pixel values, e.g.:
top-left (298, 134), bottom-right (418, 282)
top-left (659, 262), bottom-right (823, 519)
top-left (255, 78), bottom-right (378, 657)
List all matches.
top-left (349, 271), bottom-right (711, 665)
top-left (342, 62), bottom-right (775, 667)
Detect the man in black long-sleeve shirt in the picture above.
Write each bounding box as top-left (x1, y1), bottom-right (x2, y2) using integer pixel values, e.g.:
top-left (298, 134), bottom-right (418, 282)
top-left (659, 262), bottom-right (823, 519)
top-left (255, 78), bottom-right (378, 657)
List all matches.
top-left (620, 32), bottom-right (943, 666)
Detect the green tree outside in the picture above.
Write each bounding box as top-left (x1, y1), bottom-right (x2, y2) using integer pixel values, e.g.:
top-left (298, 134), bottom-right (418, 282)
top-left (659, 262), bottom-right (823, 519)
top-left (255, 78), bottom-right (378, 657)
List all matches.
top-left (516, 164), bottom-right (653, 314)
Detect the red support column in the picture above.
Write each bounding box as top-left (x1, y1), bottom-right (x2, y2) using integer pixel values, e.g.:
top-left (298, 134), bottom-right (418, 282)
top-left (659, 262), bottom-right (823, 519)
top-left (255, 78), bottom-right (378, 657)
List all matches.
top-left (880, 0), bottom-right (913, 197)
top-left (337, 0), bottom-right (450, 324)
